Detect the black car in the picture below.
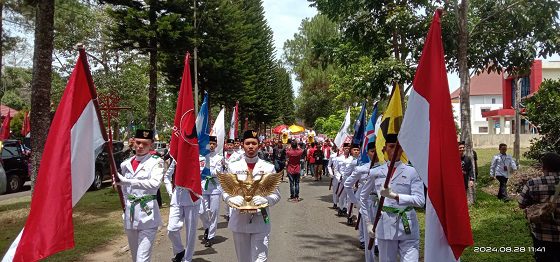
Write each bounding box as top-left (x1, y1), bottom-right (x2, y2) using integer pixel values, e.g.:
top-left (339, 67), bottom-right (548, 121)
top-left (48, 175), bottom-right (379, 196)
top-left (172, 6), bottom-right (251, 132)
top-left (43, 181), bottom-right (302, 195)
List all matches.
top-left (1, 140), bottom-right (30, 193)
top-left (90, 141), bottom-right (128, 191)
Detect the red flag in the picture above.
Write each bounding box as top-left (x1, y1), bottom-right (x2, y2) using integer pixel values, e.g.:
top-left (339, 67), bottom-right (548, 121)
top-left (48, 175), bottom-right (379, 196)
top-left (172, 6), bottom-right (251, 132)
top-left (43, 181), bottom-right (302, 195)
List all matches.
top-left (21, 112), bottom-right (30, 137)
top-left (3, 50), bottom-right (105, 261)
top-left (1, 110), bottom-right (11, 140)
top-left (169, 53), bottom-right (202, 200)
top-left (399, 9), bottom-right (473, 261)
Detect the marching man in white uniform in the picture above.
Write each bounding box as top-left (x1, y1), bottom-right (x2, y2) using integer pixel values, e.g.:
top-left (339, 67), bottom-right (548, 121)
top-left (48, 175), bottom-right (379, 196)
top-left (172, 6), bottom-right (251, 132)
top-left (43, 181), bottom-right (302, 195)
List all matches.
top-left (223, 138), bottom-right (242, 220)
top-left (200, 135), bottom-right (224, 247)
top-left (361, 134), bottom-right (425, 262)
top-left (163, 157), bottom-right (203, 261)
top-left (328, 145), bottom-right (339, 209)
top-left (223, 130), bottom-right (281, 262)
top-left (336, 142), bottom-right (358, 217)
top-left (116, 129), bottom-right (164, 262)
top-left (345, 141), bottom-right (379, 251)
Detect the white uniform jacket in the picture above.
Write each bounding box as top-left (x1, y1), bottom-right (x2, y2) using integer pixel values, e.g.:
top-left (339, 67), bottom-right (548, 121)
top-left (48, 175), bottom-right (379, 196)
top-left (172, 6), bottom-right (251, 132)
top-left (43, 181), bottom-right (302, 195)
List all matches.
top-left (223, 158), bottom-right (281, 234)
top-left (360, 162), bottom-right (425, 240)
top-left (336, 155), bottom-right (357, 182)
top-left (201, 152), bottom-right (224, 195)
top-left (327, 152), bottom-right (339, 177)
top-left (120, 154), bottom-right (164, 230)
top-left (344, 163), bottom-right (373, 205)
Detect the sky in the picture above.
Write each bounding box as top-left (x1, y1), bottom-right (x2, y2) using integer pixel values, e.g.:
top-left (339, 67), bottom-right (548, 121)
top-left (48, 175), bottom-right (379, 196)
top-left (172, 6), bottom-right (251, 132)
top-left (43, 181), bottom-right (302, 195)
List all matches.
top-left (260, 1), bottom-right (553, 95)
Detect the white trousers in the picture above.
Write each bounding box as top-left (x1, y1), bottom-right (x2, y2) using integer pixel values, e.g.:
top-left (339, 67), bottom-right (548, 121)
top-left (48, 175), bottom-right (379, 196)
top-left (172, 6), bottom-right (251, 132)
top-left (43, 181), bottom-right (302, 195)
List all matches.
top-left (125, 228), bottom-right (157, 262)
top-left (360, 217), bottom-right (377, 262)
top-left (199, 194), bottom-right (220, 239)
top-left (332, 177), bottom-right (340, 204)
top-left (232, 231), bottom-right (269, 262)
top-left (167, 204), bottom-right (200, 262)
top-left (338, 189), bottom-right (348, 211)
top-left (377, 239), bottom-right (419, 262)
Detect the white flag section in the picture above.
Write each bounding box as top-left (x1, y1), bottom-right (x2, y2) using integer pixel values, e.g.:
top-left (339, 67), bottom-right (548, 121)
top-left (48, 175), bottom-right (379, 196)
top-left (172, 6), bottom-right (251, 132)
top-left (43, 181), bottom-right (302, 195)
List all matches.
top-left (211, 107), bottom-right (226, 155)
top-left (334, 107), bottom-right (351, 148)
top-left (2, 51), bottom-right (105, 261)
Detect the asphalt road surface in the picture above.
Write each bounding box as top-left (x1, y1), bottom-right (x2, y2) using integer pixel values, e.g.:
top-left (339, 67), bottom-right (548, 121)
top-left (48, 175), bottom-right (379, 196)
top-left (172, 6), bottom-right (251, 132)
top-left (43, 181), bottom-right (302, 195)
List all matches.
top-left (89, 174), bottom-right (370, 262)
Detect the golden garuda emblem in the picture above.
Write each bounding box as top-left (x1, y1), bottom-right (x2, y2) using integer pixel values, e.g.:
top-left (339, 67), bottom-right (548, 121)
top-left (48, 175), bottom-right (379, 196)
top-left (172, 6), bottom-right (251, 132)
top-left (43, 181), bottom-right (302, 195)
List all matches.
top-left (218, 170), bottom-right (282, 213)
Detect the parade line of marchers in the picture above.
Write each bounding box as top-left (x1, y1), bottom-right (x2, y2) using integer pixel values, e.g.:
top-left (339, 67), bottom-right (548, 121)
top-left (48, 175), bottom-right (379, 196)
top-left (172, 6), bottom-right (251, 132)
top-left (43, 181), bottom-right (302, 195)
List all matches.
top-left (2, 10), bottom-right (473, 262)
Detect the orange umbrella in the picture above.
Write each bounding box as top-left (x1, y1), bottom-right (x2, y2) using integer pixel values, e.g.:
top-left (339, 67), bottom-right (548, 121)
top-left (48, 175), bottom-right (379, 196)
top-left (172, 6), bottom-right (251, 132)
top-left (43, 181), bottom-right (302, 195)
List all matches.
top-left (272, 124), bottom-right (288, 134)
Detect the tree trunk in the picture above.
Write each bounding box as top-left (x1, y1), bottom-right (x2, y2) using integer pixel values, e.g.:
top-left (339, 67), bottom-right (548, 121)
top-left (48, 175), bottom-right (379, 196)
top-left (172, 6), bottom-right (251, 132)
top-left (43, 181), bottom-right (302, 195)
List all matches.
top-left (514, 78), bottom-right (521, 161)
top-left (147, 4), bottom-right (157, 130)
top-left (30, 0), bottom-right (55, 188)
top-left (0, 1), bottom-right (4, 105)
top-left (457, 0), bottom-right (475, 204)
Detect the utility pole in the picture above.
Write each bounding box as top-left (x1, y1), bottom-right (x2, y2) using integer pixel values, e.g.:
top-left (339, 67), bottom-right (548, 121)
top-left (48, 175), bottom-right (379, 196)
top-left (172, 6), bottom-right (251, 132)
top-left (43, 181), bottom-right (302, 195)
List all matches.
top-left (193, 0), bottom-right (199, 114)
top-left (514, 78), bottom-right (521, 162)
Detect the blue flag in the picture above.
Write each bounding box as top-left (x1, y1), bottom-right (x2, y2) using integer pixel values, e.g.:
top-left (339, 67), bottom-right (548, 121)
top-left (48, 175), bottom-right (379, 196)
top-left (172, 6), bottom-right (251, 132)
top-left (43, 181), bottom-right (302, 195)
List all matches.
top-left (196, 92), bottom-right (211, 178)
top-left (359, 102), bottom-right (378, 164)
top-left (352, 101), bottom-right (367, 148)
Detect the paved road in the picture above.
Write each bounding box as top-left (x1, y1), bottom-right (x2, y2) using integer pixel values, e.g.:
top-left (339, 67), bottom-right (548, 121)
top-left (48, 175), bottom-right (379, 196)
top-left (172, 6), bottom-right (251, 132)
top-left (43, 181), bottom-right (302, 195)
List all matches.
top-left (92, 175), bottom-right (369, 262)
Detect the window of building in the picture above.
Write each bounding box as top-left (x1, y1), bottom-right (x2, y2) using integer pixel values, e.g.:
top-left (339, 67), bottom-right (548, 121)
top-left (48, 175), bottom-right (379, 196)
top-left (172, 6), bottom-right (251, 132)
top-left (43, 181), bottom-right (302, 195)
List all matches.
top-left (491, 98), bottom-right (496, 104)
top-left (479, 126), bottom-right (489, 133)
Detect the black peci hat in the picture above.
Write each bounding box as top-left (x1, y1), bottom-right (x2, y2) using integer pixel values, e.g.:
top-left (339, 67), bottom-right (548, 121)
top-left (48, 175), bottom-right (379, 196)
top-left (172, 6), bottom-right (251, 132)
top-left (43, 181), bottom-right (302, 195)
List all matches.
top-left (350, 143), bottom-right (361, 149)
top-left (209, 136), bottom-right (217, 142)
top-left (385, 134), bottom-right (398, 143)
top-left (135, 129), bottom-right (154, 140)
top-left (367, 141), bottom-right (376, 151)
top-left (227, 138), bottom-right (235, 144)
top-left (342, 142), bottom-right (351, 147)
top-left (242, 130), bottom-right (259, 141)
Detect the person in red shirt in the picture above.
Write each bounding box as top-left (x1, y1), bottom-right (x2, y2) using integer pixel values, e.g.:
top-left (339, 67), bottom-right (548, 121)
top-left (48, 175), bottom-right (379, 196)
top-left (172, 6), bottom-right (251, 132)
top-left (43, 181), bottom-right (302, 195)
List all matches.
top-left (307, 143), bottom-right (316, 178)
top-left (286, 141), bottom-right (304, 202)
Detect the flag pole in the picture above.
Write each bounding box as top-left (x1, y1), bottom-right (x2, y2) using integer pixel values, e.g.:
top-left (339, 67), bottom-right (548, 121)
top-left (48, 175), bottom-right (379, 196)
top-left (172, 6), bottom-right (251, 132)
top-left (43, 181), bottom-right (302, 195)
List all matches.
top-left (78, 45), bottom-right (125, 211)
top-left (367, 142), bottom-right (401, 250)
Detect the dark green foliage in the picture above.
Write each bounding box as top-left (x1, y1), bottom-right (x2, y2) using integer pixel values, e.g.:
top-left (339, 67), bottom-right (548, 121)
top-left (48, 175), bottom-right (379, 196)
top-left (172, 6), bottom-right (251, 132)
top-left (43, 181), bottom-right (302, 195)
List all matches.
top-left (524, 80), bottom-right (560, 160)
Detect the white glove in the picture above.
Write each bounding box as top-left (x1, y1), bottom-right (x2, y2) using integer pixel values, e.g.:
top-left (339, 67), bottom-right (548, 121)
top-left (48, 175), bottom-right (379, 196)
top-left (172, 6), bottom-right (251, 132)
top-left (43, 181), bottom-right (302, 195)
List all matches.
top-left (115, 172), bottom-right (130, 186)
top-left (367, 222), bottom-right (375, 238)
top-left (227, 196), bottom-right (244, 207)
top-left (252, 196), bottom-right (269, 206)
top-left (380, 186), bottom-right (398, 199)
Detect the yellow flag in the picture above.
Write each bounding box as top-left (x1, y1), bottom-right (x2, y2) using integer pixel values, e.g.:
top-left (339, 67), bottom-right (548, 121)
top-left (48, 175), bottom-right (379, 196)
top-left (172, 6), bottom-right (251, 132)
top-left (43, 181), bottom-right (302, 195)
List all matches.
top-left (375, 84), bottom-right (408, 163)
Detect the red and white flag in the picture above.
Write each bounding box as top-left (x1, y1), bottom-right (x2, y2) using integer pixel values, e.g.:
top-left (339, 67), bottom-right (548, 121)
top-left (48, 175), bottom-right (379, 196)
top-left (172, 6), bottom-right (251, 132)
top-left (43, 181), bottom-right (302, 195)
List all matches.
top-left (399, 9), bottom-right (473, 261)
top-left (169, 53), bottom-right (202, 200)
top-left (228, 101), bottom-right (238, 140)
top-left (2, 50), bottom-right (105, 261)
top-left (1, 110), bottom-right (11, 140)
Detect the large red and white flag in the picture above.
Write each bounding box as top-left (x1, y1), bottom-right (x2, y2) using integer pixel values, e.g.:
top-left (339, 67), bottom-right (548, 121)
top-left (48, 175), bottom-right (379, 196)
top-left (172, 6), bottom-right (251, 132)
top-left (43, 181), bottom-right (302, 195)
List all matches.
top-left (228, 101), bottom-right (238, 140)
top-left (399, 9), bottom-right (473, 261)
top-left (169, 53), bottom-right (202, 200)
top-left (2, 50), bottom-right (105, 261)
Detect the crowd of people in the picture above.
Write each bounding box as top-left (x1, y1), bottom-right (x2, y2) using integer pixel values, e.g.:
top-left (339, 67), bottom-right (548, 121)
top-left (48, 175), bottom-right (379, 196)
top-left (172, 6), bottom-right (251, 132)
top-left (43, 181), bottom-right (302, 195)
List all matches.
top-left (116, 128), bottom-right (559, 262)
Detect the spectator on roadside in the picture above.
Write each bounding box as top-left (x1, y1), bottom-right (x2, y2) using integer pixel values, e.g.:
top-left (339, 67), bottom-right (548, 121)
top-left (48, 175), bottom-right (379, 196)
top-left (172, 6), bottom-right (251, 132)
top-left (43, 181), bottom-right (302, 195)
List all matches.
top-left (490, 143), bottom-right (517, 201)
top-left (459, 141), bottom-right (475, 192)
top-left (322, 141), bottom-right (332, 176)
top-left (273, 141), bottom-right (286, 177)
top-left (286, 141), bottom-right (304, 202)
top-left (313, 144), bottom-right (324, 181)
top-left (307, 143), bottom-right (317, 178)
top-left (519, 152), bottom-right (560, 262)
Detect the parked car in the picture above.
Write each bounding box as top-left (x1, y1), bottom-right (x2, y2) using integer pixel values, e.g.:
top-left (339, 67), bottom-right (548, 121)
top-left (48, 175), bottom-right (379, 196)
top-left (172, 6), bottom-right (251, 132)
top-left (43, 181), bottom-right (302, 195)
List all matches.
top-left (90, 141), bottom-right (127, 191)
top-left (153, 141), bottom-right (168, 156)
top-left (0, 162), bottom-right (6, 195)
top-left (1, 140), bottom-right (30, 193)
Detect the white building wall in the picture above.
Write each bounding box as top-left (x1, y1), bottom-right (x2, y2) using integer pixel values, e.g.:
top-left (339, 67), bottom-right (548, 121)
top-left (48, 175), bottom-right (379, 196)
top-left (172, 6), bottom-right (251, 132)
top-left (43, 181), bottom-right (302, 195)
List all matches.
top-left (452, 95), bottom-right (505, 135)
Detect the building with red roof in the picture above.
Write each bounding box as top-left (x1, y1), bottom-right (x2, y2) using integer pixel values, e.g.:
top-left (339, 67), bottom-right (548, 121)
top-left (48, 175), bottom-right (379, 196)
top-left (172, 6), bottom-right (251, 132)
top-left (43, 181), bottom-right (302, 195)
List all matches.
top-left (451, 71), bottom-right (504, 134)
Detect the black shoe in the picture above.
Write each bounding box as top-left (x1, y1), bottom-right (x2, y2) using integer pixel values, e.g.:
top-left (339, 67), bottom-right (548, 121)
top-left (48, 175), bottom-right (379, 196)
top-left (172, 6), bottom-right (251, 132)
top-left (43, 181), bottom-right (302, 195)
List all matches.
top-left (333, 204), bottom-right (338, 209)
top-left (205, 238), bottom-right (213, 247)
top-left (204, 228), bottom-right (209, 241)
top-left (347, 217), bottom-right (353, 225)
top-left (172, 250), bottom-right (185, 262)
top-left (225, 215), bottom-right (229, 222)
top-left (359, 242), bottom-right (365, 250)
top-left (374, 245), bottom-right (379, 256)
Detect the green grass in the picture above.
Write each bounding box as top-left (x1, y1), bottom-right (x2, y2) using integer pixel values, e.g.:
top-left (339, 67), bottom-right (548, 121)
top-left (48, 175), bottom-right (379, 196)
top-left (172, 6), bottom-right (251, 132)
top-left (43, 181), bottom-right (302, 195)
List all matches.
top-left (0, 187), bottom-right (124, 261)
top-left (422, 148), bottom-right (536, 261)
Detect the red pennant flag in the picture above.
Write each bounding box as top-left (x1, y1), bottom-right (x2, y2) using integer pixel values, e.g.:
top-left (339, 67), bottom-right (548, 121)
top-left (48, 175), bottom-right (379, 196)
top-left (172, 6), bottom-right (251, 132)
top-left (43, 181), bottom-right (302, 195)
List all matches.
top-left (169, 53), bottom-right (202, 200)
top-left (399, 9), bottom-right (474, 261)
top-left (21, 112), bottom-right (30, 137)
top-left (3, 49), bottom-right (105, 261)
top-left (1, 110), bottom-right (11, 140)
